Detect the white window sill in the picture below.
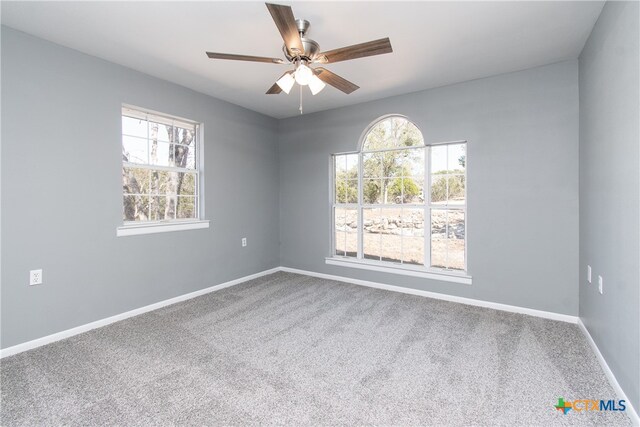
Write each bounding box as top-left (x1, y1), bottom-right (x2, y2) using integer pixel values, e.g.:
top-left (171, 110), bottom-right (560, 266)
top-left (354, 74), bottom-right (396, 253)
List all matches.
top-left (325, 257), bottom-right (472, 285)
top-left (117, 220), bottom-right (210, 237)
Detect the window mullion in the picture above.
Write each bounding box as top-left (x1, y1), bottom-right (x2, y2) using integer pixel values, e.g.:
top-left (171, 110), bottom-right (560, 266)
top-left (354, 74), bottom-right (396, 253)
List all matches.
top-left (358, 152), bottom-right (364, 260)
top-left (123, 162), bottom-right (195, 174)
top-left (425, 146), bottom-right (431, 268)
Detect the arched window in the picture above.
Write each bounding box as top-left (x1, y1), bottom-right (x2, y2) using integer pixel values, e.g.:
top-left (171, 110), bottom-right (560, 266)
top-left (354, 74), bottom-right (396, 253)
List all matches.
top-left (331, 116), bottom-right (468, 279)
top-left (361, 115), bottom-right (424, 151)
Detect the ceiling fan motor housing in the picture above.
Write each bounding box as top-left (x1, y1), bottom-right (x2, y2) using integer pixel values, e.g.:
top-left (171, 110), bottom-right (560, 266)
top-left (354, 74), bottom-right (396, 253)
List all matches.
top-left (283, 19), bottom-right (320, 62)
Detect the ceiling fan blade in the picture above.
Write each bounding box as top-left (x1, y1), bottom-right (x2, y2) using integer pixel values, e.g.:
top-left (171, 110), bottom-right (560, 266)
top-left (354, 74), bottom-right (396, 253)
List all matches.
top-left (206, 52), bottom-right (284, 64)
top-left (266, 82), bottom-right (283, 95)
top-left (265, 3), bottom-right (304, 56)
top-left (267, 71), bottom-right (293, 95)
top-left (314, 68), bottom-right (359, 94)
top-left (266, 71), bottom-right (292, 94)
top-left (318, 38), bottom-right (392, 64)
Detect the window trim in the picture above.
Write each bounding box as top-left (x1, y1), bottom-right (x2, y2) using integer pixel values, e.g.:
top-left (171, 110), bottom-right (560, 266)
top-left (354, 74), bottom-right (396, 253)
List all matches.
top-left (330, 115), bottom-right (469, 282)
top-left (117, 220), bottom-right (210, 237)
top-left (325, 257), bottom-right (472, 285)
top-left (119, 105), bottom-right (207, 236)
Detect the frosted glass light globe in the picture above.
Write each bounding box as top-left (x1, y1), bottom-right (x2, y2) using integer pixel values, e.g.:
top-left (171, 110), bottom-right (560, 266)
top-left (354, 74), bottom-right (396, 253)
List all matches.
top-left (276, 72), bottom-right (295, 94)
top-left (308, 74), bottom-right (326, 95)
top-left (294, 64), bottom-right (313, 86)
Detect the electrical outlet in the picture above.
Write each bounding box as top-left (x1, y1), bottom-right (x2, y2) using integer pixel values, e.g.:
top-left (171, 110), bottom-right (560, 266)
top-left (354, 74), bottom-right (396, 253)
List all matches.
top-left (29, 269), bottom-right (43, 286)
top-left (587, 265), bottom-right (592, 283)
top-left (598, 276), bottom-right (603, 294)
top-left (242, 238), bottom-right (247, 247)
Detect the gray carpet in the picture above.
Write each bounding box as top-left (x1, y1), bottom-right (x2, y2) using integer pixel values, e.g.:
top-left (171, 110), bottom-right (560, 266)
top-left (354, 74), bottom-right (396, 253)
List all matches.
top-left (1, 272), bottom-right (632, 426)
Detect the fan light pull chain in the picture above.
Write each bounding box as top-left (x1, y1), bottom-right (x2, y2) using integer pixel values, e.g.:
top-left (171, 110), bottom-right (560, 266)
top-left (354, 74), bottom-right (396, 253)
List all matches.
top-left (299, 84), bottom-right (303, 115)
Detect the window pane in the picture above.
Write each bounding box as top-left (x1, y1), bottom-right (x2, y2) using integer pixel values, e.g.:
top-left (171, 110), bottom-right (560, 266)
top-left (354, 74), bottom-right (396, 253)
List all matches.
top-left (336, 209), bottom-right (358, 234)
top-left (362, 117), bottom-right (425, 151)
top-left (431, 145), bottom-right (447, 173)
top-left (335, 208), bottom-right (347, 230)
top-left (176, 127), bottom-right (195, 146)
top-left (335, 230), bottom-right (346, 256)
top-left (401, 176), bottom-right (424, 204)
top-left (180, 173), bottom-right (197, 197)
top-left (363, 208), bottom-right (382, 260)
top-left (346, 180), bottom-right (358, 203)
top-left (430, 209), bottom-right (465, 270)
top-left (149, 196), bottom-right (167, 221)
top-left (430, 209), bottom-right (447, 268)
top-left (335, 155), bottom-right (347, 175)
top-left (382, 178), bottom-right (402, 205)
top-left (335, 154), bottom-right (358, 204)
top-left (401, 209), bottom-right (425, 237)
top-left (344, 208), bottom-right (358, 257)
top-left (334, 208), bottom-right (346, 256)
top-left (447, 175), bottom-right (465, 205)
top-left (381, 234), bottom-right (402, 263)
top-left (363, 179), bottom-right (381, 204)
top-left (122, 116), bottom-right (147, 138)
top-left (363, 153), bottom-right (382, 178)
top-left (447, 210), bottom-right (466, 270)
top-left (345, 154), bottom-right (358, 175)
top-left (381, 150), bottom-right (407, 178)
top-left (403, 237), bottom-right (424, 265)
top-left (402, 208), bottom-right (425, 265)
top-left (406, 148), bottom-right (425, 176)
top-left (399, 121), bottom-right (424, 147)
top-left (123, 167), bottom-right (150, 195)
top-left (172, 143), bottom-right (193, 169)
top-left (149, 171), bottom-right (196, 197)
top-left (430, 175), bottom-right (447, 204)
top-left (123, 195), bottom-right (149, 222)
top-left (186, 148), bottom-right (196, 169)
top-left (448, 143), bottom-right (466, 172)
top-left (122, 136), bottom-right (148, 164)
top-left (388, 178), bottom-right (404, 204)
top-left (364, 208), bottom-right (402, 262)
top-left (149, 141), bottom-right (172, 167)
top-left (150, 122), bottom-right (172, 143)
top-left (363, 125), bottom-right (387, 151)
top-left (345, 233), bottom-right (358, 258)
top-left (151, 170), bottom-right (169, 195)
top-left (177, 196), bottom-right (196, 219)
top-left (335, 179), bottom-right (347, 203)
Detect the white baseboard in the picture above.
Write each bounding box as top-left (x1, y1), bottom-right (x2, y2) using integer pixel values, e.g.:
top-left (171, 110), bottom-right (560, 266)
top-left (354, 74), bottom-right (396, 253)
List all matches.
top-left (0, 267), bottom-right (281, 359)
top-left (0, 265), bottom-right (581, 355)
top-left (280, 266), bottom-right (578, 324)
top-left (578, 319), bottom-right (639, 426)
top-left (4, 264), bottom-right (635, 425)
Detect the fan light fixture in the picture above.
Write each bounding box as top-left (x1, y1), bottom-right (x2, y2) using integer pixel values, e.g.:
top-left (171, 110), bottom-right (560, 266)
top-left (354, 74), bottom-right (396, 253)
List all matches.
top-left (276, 63), bottom-right (326, 96)
top-left (308, 74), bottom-right (326, 95)
top-left (276, 72), bottom-right (295, 94)
top-left (294, 63), bottom-right (313, 85)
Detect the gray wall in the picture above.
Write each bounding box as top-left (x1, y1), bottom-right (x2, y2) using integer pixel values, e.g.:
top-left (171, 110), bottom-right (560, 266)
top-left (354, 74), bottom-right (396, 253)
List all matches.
top-left (1, 27), bottom-right (280, 349)
top-left (579, 1), bottom-right (639, 411)
top-left (279, 60), bottom-right (580, 316)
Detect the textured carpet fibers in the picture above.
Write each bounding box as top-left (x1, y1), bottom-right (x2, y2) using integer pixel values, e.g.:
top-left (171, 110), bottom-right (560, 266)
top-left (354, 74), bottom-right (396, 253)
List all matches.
top-left (0, 272), bottom-right (632, 426)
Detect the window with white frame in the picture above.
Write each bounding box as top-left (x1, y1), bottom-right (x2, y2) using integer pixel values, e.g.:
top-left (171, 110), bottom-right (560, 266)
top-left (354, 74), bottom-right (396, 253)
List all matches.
top-left (332, 116), bottom-right (467, 274)
top-left (121, 106), bottom-right (201, 224)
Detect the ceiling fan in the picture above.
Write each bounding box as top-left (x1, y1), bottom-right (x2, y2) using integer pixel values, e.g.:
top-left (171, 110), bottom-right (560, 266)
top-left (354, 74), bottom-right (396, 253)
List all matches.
top-left (205, 2), bottom-right (393, 97)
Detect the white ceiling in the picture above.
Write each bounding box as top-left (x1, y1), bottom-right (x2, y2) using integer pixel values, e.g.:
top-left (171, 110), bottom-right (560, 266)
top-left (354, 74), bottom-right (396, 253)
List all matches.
top-left (1, 1), bottom-right (603, 119)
